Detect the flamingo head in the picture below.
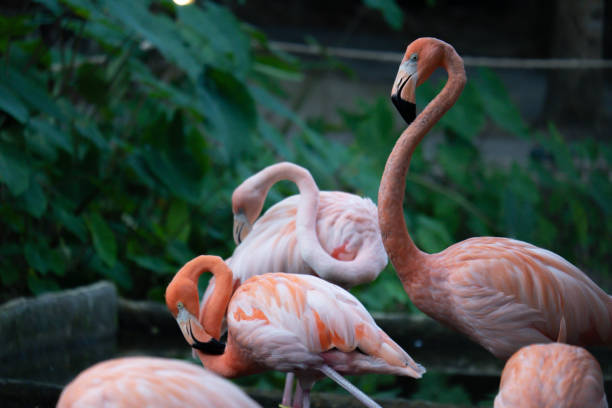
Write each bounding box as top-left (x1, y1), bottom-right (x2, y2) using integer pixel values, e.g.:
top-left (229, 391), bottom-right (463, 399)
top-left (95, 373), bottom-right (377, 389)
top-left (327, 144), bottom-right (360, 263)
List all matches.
top-left (231, 177), bottom-right (267, 244)
top-left (165, 277), bottom-right (226, 355)
top-left (391, 37), bottom-right (450, 124)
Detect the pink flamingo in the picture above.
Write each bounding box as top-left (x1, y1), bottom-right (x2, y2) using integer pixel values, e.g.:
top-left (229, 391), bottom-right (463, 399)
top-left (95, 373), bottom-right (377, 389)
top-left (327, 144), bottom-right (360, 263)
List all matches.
top-left (378, 37), bottom-right (612, 359)
top-left (229, 161), bottom-right (387, 288)
top-left (56, 356), bottom-right (261, 408)
top-left (494, 343), bottom-right (608, 407)
top-left (166, 255), bottom-right (424, 408)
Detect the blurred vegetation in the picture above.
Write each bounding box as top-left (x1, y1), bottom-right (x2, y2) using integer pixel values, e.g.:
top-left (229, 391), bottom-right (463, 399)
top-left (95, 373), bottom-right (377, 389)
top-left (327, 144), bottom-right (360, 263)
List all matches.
top-left (0, 0), bottom-right (611, 405)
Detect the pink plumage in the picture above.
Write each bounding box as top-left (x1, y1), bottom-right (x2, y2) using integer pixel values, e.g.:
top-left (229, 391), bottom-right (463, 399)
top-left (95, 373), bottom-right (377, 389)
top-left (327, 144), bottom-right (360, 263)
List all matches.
top-left (494, 343), bottom-right (608, 407)
top-left (379, 37), bottom-right (612, 360)
top-left (56, 356), bottom-right (261, 408)
top-left (166, 255), bottom-right (423, 408)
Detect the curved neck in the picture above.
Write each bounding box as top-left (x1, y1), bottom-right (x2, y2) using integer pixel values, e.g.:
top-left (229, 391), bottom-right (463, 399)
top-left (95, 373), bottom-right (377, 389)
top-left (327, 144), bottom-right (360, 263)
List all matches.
top-left (177, 255), bottom-right (234, 339)
top-left (378, 47), bottom-right (465, 280)
top-left (245, 162), bottom-right (319, 222)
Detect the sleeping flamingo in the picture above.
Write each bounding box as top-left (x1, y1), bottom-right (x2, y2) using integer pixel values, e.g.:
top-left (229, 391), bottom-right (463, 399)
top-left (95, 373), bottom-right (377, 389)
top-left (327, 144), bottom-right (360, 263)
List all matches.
top-left (56, 356), bottom-right (261, 408)
top-left (166, 255), bottom-right (424, 408)
top-left (229, 161), bottom-right (386, 288)
top-left (494, 343), bottom-right (608, 407)
top-left (378, 37), bottom-right (612, 359)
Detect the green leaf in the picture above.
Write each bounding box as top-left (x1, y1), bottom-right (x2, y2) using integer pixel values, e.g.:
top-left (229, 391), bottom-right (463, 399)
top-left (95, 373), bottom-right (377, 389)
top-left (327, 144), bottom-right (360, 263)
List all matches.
top-left (28, 118), bottom-right (73, 154)
top-left (414, 215), bottom-right (453, 253)
top-left (362, 0), bottom-right (403, 30)
top-left (27, 271), bottom-right (60, 295)
top-left (91, 257), bottom-right (132, 290)
top-left (104, 0), bottom-right (201, 79)
top-left (33, 0), bottom-right (62, 15)
top-left (74, 121), bottom-right (108, 150)
top-left (439, 82), bottom-right (486, 140)
top-left (47, 248), bottom-right (66, 277)
top-left (143, 149), bottom-right (204, 204)
top-left (0, 262), bottom-right (19, 286)
top-left (198, 68), bottom-right (257, 161)
top-left (60, 0), bottom-right (99, 18)
top-left (52, 205), bottom-right (88, 241)
top-left (129, 254), bottom-right (176, 276)
top-left (569, 199), bottom-right (588, 248)
top-left (85, 212), bottom-right (117, 268)
top-left (0, 83), bottom-right (29, 123)
top-left (5, 67), bottom-right (64, 119)
top-left (473, 68), bottom-right (529, 138)
top-left (177, 1), bottom-right (251, 77)
top-left (22, 178), bottom-right (48, 218)
top-left (250, 85), bottom-right (307, 129)
top-left (166, 200), bottom-right (191, 242)
top-left (24, 242), bottom-right (48, 275)
top-left (0, 144), bottom-right (31, 196)
top-left (253, 55), bottom-right (302, 81)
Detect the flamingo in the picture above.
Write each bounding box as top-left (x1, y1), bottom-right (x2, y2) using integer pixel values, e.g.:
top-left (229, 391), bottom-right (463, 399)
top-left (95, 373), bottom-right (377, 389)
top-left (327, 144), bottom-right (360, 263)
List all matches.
top-left (228, 161), bottom-right (387, 288)
top-left (378, 37), bottom-right (612, 359)
top-left (494, 343), bottom-right (608, 407)
top-left (165, 255), bottom-right (425, 408)
top-left (56, 356), bottom-right (261, 408)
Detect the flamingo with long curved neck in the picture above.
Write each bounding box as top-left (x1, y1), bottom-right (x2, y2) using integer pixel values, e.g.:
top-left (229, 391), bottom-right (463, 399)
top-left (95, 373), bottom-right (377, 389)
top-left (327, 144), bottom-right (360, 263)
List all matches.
top-left (230, 161), bottom-right (387, 288)
top-left (378, 37), bottom-right (612, 359)
top-left (166, 255), bottom-right (424, 408)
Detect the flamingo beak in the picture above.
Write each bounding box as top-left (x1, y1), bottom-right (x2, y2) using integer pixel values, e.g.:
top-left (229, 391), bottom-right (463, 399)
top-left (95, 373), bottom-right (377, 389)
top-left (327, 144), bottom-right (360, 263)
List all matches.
top-left (233, 212), bottom-right (252, 245)
top-left (176, 306), bottom-right (226, 355)
top-left (390, 60), bottom-right (418, 124)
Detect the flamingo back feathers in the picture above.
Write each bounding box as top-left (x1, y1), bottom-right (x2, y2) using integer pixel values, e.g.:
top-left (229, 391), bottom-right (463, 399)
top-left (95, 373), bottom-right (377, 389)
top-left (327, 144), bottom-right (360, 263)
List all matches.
top-left (494, 344), bottom-right (607, 408)
top-left (433, 237), bottom-right (612, 358)
top-left (57, 357), bottom-right (261, 408)
top-left (227, 273), bottom-right (423, 377)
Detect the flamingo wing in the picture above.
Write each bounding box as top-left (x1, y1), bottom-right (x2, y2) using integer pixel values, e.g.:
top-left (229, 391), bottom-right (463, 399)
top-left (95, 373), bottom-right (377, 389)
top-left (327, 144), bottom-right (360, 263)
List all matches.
top-left (227, 273), bottom-right (422, 377)
top-left (439, 237), bottom-right (612, 358)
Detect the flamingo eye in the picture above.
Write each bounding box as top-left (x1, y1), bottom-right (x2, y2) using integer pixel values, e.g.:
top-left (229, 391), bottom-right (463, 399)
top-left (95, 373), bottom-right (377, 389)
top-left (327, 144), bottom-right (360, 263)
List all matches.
top-left (177, 302), bottom-right (184, 309)
top-left (410, 53), bottom-right (418, 63)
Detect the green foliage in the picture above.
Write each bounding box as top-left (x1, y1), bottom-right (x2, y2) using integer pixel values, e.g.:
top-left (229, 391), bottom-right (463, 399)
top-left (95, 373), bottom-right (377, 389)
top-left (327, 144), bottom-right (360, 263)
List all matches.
top-left (0, 0), bottom-right (609, 402)
top-left (411, 372), bottom-right (472, 405)
top-left (0, 0), bottom-right (300, 299)
top-left (362, 0), bottom-right (404, 30)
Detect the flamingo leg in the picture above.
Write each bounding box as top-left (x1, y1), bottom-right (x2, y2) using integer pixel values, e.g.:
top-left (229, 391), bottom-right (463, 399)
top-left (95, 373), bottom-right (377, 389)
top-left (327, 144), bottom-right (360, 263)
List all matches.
top-left (296, 376), bottom-right (315, 408)
top-left (282, 372), bottom-right (295, 406)
top-left (319, 364), bottom-right (382, 408)
top-left (302, 387), bottom-right (311, 408)
top-left (292, 381), bottom-right (303, 408)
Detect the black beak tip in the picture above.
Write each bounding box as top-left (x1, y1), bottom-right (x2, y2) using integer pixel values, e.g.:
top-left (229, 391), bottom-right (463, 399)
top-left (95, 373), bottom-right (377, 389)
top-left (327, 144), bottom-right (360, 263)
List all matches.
top-left (391, 93), bottom-right (416, 125)
top-left (191, 337), bottom-right (226, 355)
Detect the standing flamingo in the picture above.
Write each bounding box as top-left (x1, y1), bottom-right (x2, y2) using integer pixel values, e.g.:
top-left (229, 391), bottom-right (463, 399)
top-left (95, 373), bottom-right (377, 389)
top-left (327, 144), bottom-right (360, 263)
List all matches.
top-left (166, 255), bottom-right (424, 408)
top-left (494, 343), bottom-right (608, 407)
top-left (378, 37), bottom-right (612, 359)
top-left (56, 356), bottom-right (261, 408)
